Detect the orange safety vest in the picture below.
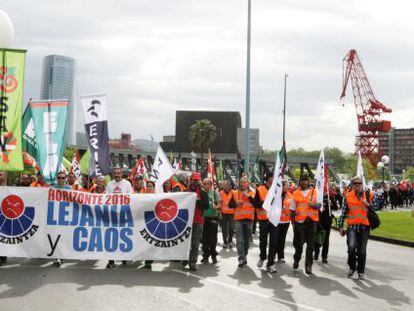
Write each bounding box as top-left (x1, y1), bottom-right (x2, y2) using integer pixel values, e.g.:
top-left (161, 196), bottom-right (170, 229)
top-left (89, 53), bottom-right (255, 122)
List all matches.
top-left (71, 184), bottom-right (84, 191)
top-left (293, 188), bottom-right (318, 222)
top-left (133, 188), bottom-right (146, 194)
top-left (345, 191), bottom-right (372, 226)
top-left (256, 185), bottom-right (269, 221)
top-left (233, 190), bottom-right (255, 221)
top-left (30, 181), bottom-right (48, 188)
top-left (82, 184), bottom-right (97, 193)
top-left (220, 190), bottom-right (235, 215)
top-left (280, 192), bottom-right (293, 223)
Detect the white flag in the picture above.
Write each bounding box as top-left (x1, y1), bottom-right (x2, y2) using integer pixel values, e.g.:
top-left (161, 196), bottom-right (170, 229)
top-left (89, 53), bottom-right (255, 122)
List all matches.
top-left (315, 150), bottom-right (325, 205)
top-left (263, 151), bottom-right (283, 227)
top-left (357, 151), bottom-right (367, 190)
top-left (71, 155), bottom-right (81, 179)
top-left (190, 151), bottom-right (197, 171)
top-left (149, 146), bottom-right (176, 193)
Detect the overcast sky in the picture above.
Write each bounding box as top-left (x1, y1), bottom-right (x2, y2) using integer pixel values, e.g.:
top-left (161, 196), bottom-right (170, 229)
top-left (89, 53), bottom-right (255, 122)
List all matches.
top-left (3, 0), bottom-right (414, 152)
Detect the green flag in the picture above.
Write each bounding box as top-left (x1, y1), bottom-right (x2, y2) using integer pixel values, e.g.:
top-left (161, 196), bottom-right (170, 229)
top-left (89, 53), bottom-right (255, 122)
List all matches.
top-left (0, 49), bottom-right (26, 171)
top-left (251, 154), bottom-right (260, 183)
top-left (79, 149), bottom-right (91, 175)
top-left (279, 143), bottom-right (287, 177)
top-left (22, 104), bottom-right (37, 158)
top-left (217, 159), bottom-right (224, 181)
top-left (30, 100), bottom-right (68, 183)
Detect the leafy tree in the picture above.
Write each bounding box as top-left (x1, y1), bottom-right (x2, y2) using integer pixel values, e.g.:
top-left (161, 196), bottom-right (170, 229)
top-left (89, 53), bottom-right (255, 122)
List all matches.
top-left (404, 167), bottom-right (414, 181)
top-left (189, 119), bottom-right (217, 163)
top-left (64, 146), bottom-right (76, 161)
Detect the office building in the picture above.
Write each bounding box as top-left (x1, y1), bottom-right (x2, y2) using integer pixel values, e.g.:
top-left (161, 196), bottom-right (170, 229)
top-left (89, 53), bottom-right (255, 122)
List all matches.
top-left (40, 55), bottom-right (76, 145)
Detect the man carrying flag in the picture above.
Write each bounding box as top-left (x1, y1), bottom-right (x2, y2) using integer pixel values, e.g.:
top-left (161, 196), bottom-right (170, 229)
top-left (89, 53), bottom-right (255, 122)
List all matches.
top-left (261, 147), bottom-right (287, 272)
top-left (254, 172), bottom-right (278, 272)
top-left (290, 173), bottom-right (319, 275)
top-left (338, 165), bottom-right (375, 279)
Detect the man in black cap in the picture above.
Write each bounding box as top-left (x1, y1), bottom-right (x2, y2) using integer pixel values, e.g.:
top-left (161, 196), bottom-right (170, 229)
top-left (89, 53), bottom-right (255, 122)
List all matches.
top-left (290, 173), bottom-right (320, 275)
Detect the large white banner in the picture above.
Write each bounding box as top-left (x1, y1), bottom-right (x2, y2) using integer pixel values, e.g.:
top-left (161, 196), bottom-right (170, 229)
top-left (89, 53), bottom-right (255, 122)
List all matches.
top-left (0, 188), bottom-right (196, 260)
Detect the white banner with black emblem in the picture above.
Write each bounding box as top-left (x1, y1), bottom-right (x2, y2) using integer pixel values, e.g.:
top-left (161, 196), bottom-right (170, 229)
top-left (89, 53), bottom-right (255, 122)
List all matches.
top-left (0, 187), bottom-right (196, 260)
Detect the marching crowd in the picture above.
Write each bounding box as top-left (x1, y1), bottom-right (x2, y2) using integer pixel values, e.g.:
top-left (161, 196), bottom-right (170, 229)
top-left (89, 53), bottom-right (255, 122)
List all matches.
top-left (0, 168), bottom-right (379, 280)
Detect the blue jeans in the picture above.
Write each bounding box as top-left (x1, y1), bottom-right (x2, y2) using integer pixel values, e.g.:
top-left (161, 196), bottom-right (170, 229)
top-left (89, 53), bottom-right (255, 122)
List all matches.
top-left (347, 226), bottom-right (370, 273)
top-left (235, 219), bottom-right (253, 262)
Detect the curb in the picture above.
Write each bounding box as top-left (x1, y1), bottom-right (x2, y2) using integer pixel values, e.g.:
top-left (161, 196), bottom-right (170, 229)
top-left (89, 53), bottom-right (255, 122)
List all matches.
top-left (332, 226), bottom-right (414, 248)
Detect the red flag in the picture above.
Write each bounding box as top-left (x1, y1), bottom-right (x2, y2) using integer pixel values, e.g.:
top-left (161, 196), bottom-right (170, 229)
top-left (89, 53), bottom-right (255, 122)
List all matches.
top-left (71, 150), bottom-right (81, 178)
top-left (23, 151), bottom-right (40, 171)
top-left (128, 157), bottom-right (148, 181)
top-left (207, 149), bottom-right (216, 186)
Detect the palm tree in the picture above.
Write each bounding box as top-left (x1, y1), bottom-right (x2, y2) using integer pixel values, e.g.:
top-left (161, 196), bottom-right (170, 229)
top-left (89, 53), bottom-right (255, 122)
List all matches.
top-left (189, 119), bottom-right (217, 165)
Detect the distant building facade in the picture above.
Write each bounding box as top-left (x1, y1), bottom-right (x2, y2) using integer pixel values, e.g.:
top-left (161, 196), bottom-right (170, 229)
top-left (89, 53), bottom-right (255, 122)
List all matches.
top-left (237, 128), bottom-right (262, 156)
top-left (109, 133), bottom-right (132, 149)
top-left (378, 127), bottom-right (414, 174)
top-left (40, 55), bottom-right (76, 145)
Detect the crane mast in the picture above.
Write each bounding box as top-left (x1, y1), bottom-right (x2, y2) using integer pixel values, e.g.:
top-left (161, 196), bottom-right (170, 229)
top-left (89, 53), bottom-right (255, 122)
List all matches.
top-left (340, 49), bottom-right (392, 166)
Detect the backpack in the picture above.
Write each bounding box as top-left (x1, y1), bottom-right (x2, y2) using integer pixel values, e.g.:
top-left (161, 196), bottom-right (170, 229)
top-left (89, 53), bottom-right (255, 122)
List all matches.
top-left (365, 190), bottom-right (381, 230)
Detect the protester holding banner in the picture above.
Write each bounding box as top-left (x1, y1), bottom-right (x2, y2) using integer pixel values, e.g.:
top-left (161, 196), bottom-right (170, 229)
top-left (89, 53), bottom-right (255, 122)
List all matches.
top-left (0, 171), bottom-right (8, 265)
top-left (20, 174), bottom-right (31, 187)
top-left (254, 172), bottom-right (278, 272)
top-left (106, 167), bottom-right (133, 268)
top-left (81, 174), bottom-right (96, 193)
top-left (201, 178), bottom-right (221, 264)
top-left (142, 180), bottom-right (156, 269)
top-left (68, 172), bottom-right (83, 191)
top-left (145, 180), bottom-right (155, 193)
top-left (163, 179), bottom-right (172, 192)
top-left (91, 176), bottom-right (106, 194)
top-left (290, 173), bottom-right (319, 275)
top-left (183, 172), bottom-right (208, 271)
top-left (233, 176), bottom-right (256, 268)
top-left (273, 180), bottom-right (292, 264)
top-left (106, 168), bottom-right (132, 195)
top-left (220, 180), bottom-right (236, 249)
top-left (30, 172), bottom-right (48, 187)
top-left (338, 176), bottom-right (374, 280)
top-left (133, 175), bottom-right (146, 193)
top-left (51, 171), bottom-right (71, 267)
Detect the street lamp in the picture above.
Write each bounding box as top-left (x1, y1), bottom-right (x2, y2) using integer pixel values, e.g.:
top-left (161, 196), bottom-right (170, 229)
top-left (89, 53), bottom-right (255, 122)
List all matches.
top-left (0, 10), bottom-right (14, 48)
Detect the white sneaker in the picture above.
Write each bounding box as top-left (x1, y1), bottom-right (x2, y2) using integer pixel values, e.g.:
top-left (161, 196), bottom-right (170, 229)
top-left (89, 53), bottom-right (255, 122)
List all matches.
top-left (358, 273), bottom-right (367, 280)
top-left (257, 259), bottom-right (264, 268)
top-left (347, 269), bottom-right (355, 278)
top-left (267, 264), bottom-right (277, 273)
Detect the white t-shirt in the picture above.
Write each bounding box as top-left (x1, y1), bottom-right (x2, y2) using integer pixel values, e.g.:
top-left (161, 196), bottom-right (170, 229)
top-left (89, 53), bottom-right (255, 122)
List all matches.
top-left (106, 179), bottom-right (133, 194)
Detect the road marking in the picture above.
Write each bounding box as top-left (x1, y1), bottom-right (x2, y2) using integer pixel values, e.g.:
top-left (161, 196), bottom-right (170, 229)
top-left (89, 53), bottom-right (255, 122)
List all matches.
top-left (173, 269), bottom-right (324, 311)
top-left (154, 286), bottom-right (210, 311)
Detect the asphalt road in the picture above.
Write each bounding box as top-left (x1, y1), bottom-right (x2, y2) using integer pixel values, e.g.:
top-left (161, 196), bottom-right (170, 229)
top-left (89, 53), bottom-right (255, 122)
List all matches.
top-left (1, 228), bottom-right (413, 311)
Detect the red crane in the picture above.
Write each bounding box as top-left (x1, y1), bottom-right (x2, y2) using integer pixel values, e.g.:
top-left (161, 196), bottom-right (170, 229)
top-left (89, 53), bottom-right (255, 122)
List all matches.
top-left (340, 49), bottom-right (392, 166)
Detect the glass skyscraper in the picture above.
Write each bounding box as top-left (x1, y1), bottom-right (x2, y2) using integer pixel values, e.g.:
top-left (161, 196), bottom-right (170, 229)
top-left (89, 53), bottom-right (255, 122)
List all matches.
top-left (40, 55), bottom-right (76, 145)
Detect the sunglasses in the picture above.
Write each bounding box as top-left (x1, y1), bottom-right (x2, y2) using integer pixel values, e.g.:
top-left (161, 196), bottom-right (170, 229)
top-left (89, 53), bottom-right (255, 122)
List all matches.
top-left (353, 182), bottom-right (362, 185)
top-left (57, 176), bottom-right (66, 180)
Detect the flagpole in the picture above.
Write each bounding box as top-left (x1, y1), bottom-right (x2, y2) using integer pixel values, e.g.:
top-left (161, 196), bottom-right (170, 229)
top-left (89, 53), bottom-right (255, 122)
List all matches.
top-left (281, 73), bottom-right (288, 177)
top-left (244, 0), bottom-right (252, 175)
top-left (282, 73), bottom-right (288, 146)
